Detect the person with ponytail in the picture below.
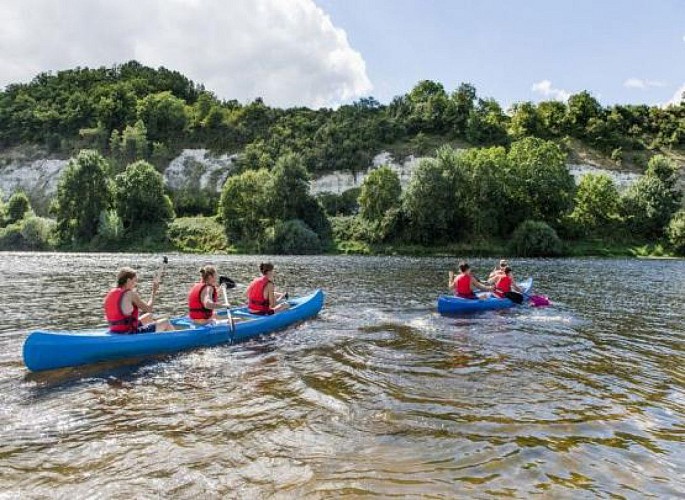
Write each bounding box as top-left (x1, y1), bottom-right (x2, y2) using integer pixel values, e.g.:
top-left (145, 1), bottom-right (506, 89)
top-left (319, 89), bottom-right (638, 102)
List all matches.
top-left (103, 267), bottom-right (174, 334)
top-left (246, 262), bottom-right (290, 315)
top-left (187, 265), bottom-right (228, 324)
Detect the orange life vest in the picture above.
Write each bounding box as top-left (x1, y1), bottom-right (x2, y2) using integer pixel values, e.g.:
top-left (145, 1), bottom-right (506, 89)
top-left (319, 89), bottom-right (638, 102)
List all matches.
top-left (104, 288), bottom-right (139, 333)
top-left (248, 276), bottom-right (272, 313)
top-left (188, 282), bottom-right (217, 320)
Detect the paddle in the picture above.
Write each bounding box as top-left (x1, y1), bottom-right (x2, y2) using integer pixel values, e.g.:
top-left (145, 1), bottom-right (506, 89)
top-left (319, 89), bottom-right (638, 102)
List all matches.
top-left (219, 276), bottom-right (235, 334)
top-left (154, 256), bottom-right (168, 284)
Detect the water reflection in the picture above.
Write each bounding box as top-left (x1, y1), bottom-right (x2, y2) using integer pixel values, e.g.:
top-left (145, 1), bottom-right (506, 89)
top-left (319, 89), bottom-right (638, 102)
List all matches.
top-left (0, 253), bottom-right (684, 497)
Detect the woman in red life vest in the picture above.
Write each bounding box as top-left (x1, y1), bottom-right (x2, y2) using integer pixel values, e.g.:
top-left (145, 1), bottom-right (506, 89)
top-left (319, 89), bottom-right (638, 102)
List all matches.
top-left (487, 259), bottom-right (509, 283)
top-left (246, 262), bottom-right (290, 315)
top-left (187, 265), bottom-right (227, 324)
top-left (103, 267), bottom-right (174, 334)
top-left (493, 266), bottom-right (524, 302)
top-left (448, 261), bottom-right (492, 299)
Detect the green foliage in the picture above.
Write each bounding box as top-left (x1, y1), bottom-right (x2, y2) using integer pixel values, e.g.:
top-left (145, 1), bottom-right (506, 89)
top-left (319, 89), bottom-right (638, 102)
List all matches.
top-left (621, 155), bottom-right (681, 238)
top-left (359, 165), bottom-right (401, 222)
top-left (466, 98), bottom-right (509, 145)
top-left (136, 91), bottom-right (188, 143)
top-left (568, 173), bottom-right (621, 237)
top-left (6, 191), bottom-right (31, 224)
top-left (96, 209), bottom-right (124, 242)
top-left (55, 149), bottom-right (112, 243)
top-left (565, 91), bottom-right (603, 137)
top-left (110, 120), bottom-right (149, 167)
top-left (168, 216), bottom-right (229, 253)
top-left (114, 160), bottom-right (174, 230)
top-left (402, 150), bottom-right (464, 244)
top-left (316, 188), bottom-right (360, 216)
top-left (507, 137), bottom-right (575, 226)
top-left (219, 168), bottom-right (271, 242)
top-left (264, 219), bottom-right (322, 255)
top-left (509, 102), bottom-right (543, 139)
top-left (666, 210), bottom-right (685, 255)
top-left (0, 223), bottom-right (23, 249)
top-left (510, 220), bottom-right (563, 257)
top-left (0, 190), bottom-right (6, 226)
top-left (20, 216), bottom-right (56, 249)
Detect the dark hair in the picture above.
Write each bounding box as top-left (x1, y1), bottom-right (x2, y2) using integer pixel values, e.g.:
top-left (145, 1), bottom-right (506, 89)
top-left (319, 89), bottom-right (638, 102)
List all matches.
top-left (259, 262), bottom-right (274, 275)
top-left (459, 261), bottom-right (470, 273)
top-left (116, 267), bottom-right (137, 287)
top-left (504, 266), bottom-right (512, 275)
top-left (200, 265), bottom-right (216, 282)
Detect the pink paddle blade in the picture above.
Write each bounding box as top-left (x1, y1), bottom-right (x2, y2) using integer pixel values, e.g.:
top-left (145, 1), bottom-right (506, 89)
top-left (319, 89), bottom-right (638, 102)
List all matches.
top-left (529, 294), bottom-right (550, 307)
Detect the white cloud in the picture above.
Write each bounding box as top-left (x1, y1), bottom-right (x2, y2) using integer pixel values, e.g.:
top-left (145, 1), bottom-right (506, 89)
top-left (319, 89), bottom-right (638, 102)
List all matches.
top-left (665, 83), bottom-right (685, 107)
top-left (0, 0), bottom-right (372, 108)
top-left (531, 80), bottom-right (570, 101)
top-left (623, 78), bottom-right (666, 89)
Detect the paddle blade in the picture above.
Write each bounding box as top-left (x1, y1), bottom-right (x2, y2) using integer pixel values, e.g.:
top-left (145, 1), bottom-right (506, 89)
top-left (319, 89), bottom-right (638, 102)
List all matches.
top-left (219, 276), bottom-right (236, 289)
top-left (529, 294), bottom-right (550, 307)
top-left (162, 256), bottom-right (168, 265)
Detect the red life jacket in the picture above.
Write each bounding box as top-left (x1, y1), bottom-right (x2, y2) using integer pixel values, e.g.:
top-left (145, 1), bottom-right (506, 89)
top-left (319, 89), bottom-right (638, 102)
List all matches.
top-left (188, 282), bottom-right (217, 320)
top-left (248, 275), bottom-right (272, 313)
top-left (455, 274), bottom-right (476, 299)
top-left (494, 275), bottom-right (512, 298)
top-left (104, 288), bottom-right (139, 333)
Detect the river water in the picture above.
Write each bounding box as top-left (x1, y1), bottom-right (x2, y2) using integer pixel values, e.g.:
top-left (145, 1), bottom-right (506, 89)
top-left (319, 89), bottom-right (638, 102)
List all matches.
top-left (0, 253), bottom-right (683, 498)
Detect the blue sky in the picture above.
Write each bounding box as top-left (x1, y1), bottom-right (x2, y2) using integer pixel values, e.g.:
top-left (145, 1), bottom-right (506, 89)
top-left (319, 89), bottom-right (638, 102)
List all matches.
top-left (316, 0), bottom-right (685, 107)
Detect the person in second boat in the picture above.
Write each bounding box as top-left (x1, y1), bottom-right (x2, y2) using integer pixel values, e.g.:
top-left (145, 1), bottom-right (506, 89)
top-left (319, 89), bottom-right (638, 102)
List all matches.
top-left (104, 267), bottom-right (174, 334)
top-left (488, 259), bottom-right (509, 283)
top-left (449, 262), bottom-right (492, 300)
top-left (246, 262), bottom-right (290, 315)
top-left (493, 266), bottom-right (524, 303)
top-left (188, 265), bottom-right (229, 324)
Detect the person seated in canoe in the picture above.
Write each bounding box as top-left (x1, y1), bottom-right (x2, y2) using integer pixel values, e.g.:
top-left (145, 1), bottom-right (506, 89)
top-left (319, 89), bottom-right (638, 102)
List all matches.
top-left (246, 262), bottom-right (290, 315)
top-left (449, 262), bottom-right (492, 299)
top-left (492, 266), bottom-right (524, 304)
top-left (188, 265), bottom-right (230, 324)
top-left (487, 259), bottom-right (509, 283)
top-left (104, 267), bottom-right (174, 334)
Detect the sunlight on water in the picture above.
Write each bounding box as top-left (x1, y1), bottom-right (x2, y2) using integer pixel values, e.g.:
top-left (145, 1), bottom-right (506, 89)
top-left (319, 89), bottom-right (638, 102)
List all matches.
top-left (0, 253), bottom-right (684, 497)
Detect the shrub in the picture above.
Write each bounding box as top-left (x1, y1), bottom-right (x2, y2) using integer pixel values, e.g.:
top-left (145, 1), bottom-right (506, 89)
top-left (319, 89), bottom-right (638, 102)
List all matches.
top-left (0, 223), bottom-right (25, 250)
top-left (265, 219), bottom-right (321, 255)
top-left (510, 220), bottom-right (563, 257)
top-left (568, 173), bottom-right (621, 237)
top-left (97, 209), bottom-right (124, 242)
top-left (20, 216), bottom-right (56, 249)
top-left (168, 216), bottom-right (229, 253)
top-left (7, 191), bottom-right (31, 224)
top-left (359, 165), bottom-right (401, 222)
top-left (667, 210), bottom-right (685, 256)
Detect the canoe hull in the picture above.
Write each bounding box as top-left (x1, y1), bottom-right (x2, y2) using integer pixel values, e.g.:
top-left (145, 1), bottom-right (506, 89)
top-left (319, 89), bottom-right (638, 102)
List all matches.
top-left (437, 278), bottom-right (533, 315)
top-left (23, 289), bottom-right (325, 372)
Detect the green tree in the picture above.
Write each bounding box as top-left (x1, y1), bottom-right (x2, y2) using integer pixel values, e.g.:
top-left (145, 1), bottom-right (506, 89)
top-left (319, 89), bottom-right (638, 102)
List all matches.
top-left (510, 220), bottom-right (563, 257)
top-left (666, 210), bottom-right (685, 255)
top-left (218, 169), bottom-right (271, 242)
top-left (6, 191), bottom-right (31, 224)
top-left (621, 155), bottom-right (681, 238)
top-left (564, 91), bottom-right (603, 137)
top-left (359, 165), bottom-right (401, 222)
top-left (405, 80), bottom-right (450, 133)
top-left (114, 160), bottom-right (174, 230)
top-left (137, 91), bottom-right (188, 143)
top-left (265, 219), bottom-right (322, 255)
top-left (402, 148), bottom-right (465, 243)
top-left (508, 102), bottom-right (543, 139)
top-left (568, 173), bottom-right (621, 237)
top-left (448, 82), bottom-right (477, 136)
top-left (507, 137), bottom-right (575, 226)
top-left (466, 98), bottom-right (509, 145)
top-left (537, 101), bottom-right (567, 137)
top-left (268, 153), bottom-right (331, 241)
top-left (0, 190), bottom-right (7, 226)
top-left (55, 150), bottom-right (112, 242)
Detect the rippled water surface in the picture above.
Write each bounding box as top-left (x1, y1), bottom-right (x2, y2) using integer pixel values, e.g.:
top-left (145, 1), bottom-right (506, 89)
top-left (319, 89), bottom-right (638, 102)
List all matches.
top-left (1, 253), bottom-right (684, 498)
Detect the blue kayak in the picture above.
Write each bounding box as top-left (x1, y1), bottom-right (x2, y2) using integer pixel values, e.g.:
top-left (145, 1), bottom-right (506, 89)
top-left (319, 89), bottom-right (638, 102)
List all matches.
top-left (437, 278), bottom-right (533, 315)
top-left (23, 289), bottom-right (325, 372)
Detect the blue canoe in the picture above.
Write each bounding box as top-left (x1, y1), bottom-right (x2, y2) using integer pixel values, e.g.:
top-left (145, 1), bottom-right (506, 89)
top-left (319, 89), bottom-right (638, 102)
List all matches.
top-left (23, 289), bottom-right (325, 372)
top-left (437, 278), bottom-right (533, 315)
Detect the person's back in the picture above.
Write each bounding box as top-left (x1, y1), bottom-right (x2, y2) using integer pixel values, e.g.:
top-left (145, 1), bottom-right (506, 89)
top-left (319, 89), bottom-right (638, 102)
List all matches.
top-left (247, 262), bottom-right (290, 315)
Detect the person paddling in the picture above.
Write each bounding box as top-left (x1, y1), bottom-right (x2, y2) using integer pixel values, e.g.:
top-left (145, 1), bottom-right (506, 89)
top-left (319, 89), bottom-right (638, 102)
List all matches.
top-left (493, 266), bottom-right (524, 303)
top-left (103, 267), bottom-right (174, 334)
top-left (246, 262), bottom-right (290, 315)
top-left (488, 259), bottom-right (509, 283)
top-left (449, 262), bottom-right (492, 299)
top-left (188, 265), bottom-right (229, 324)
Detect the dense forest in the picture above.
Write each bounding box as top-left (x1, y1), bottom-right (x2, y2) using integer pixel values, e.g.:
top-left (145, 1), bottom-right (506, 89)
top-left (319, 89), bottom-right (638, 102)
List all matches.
top-left (0, 61), bottom-right (683, 256)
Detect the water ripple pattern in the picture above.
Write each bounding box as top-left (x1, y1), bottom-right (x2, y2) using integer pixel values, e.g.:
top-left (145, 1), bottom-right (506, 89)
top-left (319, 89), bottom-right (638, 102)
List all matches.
top-left (0, 254), bottom-right (683, 497)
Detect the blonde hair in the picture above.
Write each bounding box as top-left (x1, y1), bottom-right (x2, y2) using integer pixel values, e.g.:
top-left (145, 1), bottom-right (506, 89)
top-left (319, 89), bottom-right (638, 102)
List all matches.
top-left (200, 265), bottom-right (217, 283)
